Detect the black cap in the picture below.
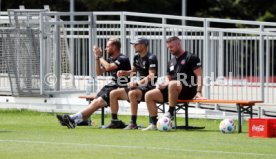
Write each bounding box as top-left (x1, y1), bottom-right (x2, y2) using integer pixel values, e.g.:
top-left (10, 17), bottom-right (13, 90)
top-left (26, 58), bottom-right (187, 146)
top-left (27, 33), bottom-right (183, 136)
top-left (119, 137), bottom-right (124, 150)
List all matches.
top-left (130, 37), bottom-right (149, 45)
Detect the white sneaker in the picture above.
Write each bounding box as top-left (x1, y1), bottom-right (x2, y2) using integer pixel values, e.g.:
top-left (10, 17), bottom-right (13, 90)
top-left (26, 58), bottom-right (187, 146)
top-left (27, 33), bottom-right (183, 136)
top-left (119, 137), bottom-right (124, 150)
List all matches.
top-left (163, 112), bottom-right (174, 120)
top-left (142, 124), bottom-right (157, 131)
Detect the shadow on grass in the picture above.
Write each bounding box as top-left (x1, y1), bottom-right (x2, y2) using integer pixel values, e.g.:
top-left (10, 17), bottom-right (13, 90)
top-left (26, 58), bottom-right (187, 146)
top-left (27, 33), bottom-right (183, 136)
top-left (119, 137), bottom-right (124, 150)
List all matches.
top-left (0, 130), bottom-right (13, 133)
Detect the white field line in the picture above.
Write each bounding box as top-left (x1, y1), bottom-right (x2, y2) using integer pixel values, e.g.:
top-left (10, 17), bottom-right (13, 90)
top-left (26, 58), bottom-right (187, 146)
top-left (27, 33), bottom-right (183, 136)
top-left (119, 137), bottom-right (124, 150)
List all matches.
top-left (0, 139), bottom-right (275, 157)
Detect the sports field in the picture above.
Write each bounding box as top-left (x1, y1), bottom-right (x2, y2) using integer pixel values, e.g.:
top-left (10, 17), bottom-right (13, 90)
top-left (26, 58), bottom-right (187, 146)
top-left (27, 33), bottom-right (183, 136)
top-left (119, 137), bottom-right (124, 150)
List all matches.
top-left (0, 109), bottom-right (275, 159)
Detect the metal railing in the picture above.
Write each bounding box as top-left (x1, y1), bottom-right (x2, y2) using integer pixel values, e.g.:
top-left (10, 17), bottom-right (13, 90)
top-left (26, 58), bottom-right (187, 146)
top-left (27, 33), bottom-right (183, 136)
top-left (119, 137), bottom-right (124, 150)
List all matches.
top-left (0, 11), bottom-right (275, 105)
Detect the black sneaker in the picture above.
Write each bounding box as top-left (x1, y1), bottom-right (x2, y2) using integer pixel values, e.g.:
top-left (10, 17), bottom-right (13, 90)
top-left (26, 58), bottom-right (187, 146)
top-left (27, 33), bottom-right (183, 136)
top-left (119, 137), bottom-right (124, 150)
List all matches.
top-left (106, 120), bottom-right (126, 129)
top-left (124, 123), bottom-right (138, 130)
top-left (77, 119), bottom-right (92, 126)
top-left (56, 114), bottom-right (66, 126)
top-left (63, 114), bottom-right (76, 129)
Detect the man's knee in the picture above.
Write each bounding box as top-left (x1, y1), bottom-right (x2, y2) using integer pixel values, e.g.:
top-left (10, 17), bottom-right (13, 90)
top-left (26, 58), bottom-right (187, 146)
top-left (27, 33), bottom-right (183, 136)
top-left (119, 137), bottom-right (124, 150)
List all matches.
top-left (169, 81), bottom-right (182, 93)
top-left (128, 89), bottom-right (141, 99)
top-left (145, 89), bottom-right (157, 101)
top-left (91, 97), bottom-right (105, 109)
top-left (110, 89), bottom-right (120, 99)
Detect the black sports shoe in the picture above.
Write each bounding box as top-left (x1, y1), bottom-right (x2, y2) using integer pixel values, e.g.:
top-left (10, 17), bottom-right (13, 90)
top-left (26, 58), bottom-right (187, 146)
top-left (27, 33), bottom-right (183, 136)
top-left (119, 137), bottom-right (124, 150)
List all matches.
top-left (56, 114), bottom-right (66, 126)
top-left (63, 114), bottom-right (76, 129)
top-left (106, 120), bottom-right (126, 129)
top-left (77, 119), bottom-right (92, 126)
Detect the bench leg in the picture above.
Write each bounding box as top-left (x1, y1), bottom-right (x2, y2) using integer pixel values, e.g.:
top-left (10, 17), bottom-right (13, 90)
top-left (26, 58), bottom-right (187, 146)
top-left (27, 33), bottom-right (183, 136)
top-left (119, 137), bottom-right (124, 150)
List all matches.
top-left (237, 105), bottom-right (254, 133)
top-left (174, 109), bottom-right (177, 129)
top-left (237, 104), bottom-right (242, 133)
top-left (174, 103), bottom-right (189, 129)
top-left (249, 107), bottom-right (253, 118)
top-left (101, 107), bottom-right (105, 127)
top-left (184, 103), bottom-right (189, 127)
top-left (162, 103), bottom-right (165, 113)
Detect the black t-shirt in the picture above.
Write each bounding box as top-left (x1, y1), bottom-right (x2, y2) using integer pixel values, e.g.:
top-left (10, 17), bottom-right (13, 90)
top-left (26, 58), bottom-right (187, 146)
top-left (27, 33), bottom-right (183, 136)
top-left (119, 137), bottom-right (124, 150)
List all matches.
top-left (167, 51), bottom-right (201, 86)
top-left (107, 54), bottom-right (131, 86)
top-left (133, 52), bottom-right (158, 86)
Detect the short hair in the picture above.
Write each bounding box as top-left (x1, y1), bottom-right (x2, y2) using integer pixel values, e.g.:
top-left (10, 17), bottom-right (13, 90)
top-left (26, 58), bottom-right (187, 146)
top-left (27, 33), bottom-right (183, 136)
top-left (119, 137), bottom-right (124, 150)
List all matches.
top-left (108, 37), bottom-right (121, 50)
top-left (166, 36), bottom-right (181, 43)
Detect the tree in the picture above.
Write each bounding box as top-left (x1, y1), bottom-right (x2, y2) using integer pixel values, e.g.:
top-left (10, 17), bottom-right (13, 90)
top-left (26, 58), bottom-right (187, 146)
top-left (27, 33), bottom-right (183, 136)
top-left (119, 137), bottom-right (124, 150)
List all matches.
top-left (2, 0), bottom-right (276, 22)
top-left (189, 0), bottom-right (276, 22)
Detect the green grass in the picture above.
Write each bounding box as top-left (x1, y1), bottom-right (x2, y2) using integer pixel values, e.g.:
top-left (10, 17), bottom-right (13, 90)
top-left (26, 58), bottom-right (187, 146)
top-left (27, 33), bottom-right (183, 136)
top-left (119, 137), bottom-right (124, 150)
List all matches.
top-left (0, 109), bottom-right (276, 159)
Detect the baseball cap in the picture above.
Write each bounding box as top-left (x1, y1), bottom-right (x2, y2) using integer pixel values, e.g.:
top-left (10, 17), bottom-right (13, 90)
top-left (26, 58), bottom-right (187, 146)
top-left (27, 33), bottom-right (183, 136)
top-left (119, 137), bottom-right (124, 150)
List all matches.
top-left (130, 37), bottom-right (149, 45)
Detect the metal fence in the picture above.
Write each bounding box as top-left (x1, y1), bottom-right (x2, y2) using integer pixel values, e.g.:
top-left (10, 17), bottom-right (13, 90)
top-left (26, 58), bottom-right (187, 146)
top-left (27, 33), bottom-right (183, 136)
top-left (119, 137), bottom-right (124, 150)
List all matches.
top-left (0, 10), bottom-right (275, 105)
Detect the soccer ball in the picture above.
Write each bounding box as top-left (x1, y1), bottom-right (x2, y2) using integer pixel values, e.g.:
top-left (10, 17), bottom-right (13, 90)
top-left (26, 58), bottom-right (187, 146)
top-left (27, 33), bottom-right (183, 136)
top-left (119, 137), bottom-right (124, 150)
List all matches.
top-left (219, 119), bottom-right (236, 133)
top-left (157, 116), bottom-right (173, 131)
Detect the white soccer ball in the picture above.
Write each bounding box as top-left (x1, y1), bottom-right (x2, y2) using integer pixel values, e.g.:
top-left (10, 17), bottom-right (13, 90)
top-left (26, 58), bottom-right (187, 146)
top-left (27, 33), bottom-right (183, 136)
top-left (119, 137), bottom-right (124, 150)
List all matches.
top-left (219, 119), bottom-right (236, 133)
top-left (157, 116), bottom-right (173, 131)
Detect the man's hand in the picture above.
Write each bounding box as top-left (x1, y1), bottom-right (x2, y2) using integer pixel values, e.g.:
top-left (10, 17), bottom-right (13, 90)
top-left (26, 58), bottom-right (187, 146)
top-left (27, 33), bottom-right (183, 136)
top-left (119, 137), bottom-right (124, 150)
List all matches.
top-left (127, 82), bottom-right (138, 89)
top-left (117, 70), bottom-right (127, 77)
top-left (93, 45), bottom-right (103, 58)
top-left (193, 92), bottom-right (207, 100)
top-left (157, 82), bottom-right (169, 90)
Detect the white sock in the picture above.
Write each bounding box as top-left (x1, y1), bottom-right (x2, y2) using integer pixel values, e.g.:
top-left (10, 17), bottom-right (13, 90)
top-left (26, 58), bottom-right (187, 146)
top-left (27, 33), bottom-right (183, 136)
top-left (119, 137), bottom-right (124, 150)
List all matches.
top-left (70, 112), bottom-right (83, 124)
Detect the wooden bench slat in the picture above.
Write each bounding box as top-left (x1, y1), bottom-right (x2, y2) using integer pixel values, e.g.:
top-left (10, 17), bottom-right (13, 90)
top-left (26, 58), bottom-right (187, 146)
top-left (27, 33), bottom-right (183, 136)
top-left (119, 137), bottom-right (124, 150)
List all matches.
top-left (79, 95), bottom-right (97, 99)
top-left (176, 99), bottom-right (263, 105)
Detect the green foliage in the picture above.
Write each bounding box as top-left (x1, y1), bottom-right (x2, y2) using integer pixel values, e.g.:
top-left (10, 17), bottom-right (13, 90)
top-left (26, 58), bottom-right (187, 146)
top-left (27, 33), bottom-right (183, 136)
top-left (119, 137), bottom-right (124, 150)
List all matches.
top-left (1, 0), bottom-right (276, 21)
top-left (191, 0), bottom-right (276, 21)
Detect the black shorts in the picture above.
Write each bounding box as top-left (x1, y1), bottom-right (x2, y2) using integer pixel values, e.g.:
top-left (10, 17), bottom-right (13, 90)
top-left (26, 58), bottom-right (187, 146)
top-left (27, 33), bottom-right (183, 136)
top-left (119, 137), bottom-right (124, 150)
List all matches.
top-left (124, 85), bottom-right (156, 102)
top-left (160, 82), bottom-right (197, 103)
top-left (96, 84), bottom-right (121, 106)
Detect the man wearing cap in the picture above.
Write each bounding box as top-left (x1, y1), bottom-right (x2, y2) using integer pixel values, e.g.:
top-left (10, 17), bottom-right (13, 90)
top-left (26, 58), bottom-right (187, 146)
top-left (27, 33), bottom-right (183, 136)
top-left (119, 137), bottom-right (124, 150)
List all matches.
top-left (106, 37), bottom-right (158, 129)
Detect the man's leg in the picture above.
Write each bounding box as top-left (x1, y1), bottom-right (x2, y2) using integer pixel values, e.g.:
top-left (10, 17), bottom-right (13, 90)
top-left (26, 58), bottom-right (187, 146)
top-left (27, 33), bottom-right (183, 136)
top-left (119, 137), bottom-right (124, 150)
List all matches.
top-left (167, 81), bottom-right (182, 117)
top-left (124, 89), bottom-right (143, 129)
top-left (106, 88), bottom-right (128, 128)
top-left (56, 97), bottom-right (107, 129)
top-left (109, 88), bottom-right (128, 120)
top-left (142, 88), bottom-right (164, 131)
top-left (75, 97), bottom-right (107, 122)
top-left (73, 97), bottom-right (107, 123)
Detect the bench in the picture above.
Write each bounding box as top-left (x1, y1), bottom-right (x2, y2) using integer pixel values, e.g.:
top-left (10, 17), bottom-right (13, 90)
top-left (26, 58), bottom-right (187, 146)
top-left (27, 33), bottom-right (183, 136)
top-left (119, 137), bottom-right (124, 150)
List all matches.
top-left (174, 99), bottom-right (263, 133)
top-left (79, 95), bottom-right (263, 133)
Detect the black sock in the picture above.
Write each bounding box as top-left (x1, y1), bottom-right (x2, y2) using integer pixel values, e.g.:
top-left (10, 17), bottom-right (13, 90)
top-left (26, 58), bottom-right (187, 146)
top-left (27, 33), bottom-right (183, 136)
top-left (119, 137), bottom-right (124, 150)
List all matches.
top-left (168, 106), bottom-right (175, 116)
top-left (112, 113), bottom-right (118, 120)
top-left (131, 115), bottom-right (137, 125)
top-left (151, 116), bottom-right (158, 125)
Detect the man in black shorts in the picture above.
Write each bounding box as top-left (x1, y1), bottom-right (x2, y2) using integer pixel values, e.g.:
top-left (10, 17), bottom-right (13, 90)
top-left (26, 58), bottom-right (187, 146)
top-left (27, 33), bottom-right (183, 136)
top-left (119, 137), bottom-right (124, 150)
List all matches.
top-left (142, 36), bottom-right (204, 131)
top-left (56, 37), bottom-right (131, 129)
top-left (107, 37), bottom-right (158, 129)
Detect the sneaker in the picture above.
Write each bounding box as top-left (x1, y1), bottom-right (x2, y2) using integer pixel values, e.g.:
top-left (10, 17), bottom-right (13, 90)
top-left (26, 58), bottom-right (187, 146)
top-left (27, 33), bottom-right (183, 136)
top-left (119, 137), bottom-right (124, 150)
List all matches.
top-left (163, 112), bottom-right (174, 120)
top-left (106, 120), bottom-right (126, 129)
top-left (124, 123), bottom-right (138, 130)
top-left (63, 114), bottom-right (76, 129)
top-left (77, 119), bottom-right (92, 126)
top-left (56, 114), bottom-right (66, 126)
top-left (142, 124), bottom-right (157, 131)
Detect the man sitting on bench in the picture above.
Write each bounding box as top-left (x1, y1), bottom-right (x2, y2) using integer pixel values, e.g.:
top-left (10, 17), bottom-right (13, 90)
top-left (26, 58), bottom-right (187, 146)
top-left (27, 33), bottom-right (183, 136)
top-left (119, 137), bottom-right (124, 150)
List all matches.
top-left (106, 37), bottom-right (158, 129)
top-left (56, 37), bottom-right (131, 129)
top-left (142, 36), bottom-right (205, 131)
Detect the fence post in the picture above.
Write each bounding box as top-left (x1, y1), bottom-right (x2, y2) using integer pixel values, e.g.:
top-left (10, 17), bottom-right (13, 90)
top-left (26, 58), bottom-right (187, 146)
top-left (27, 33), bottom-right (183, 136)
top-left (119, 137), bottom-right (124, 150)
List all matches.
top-left (39, 13), bottom-right (44, 95)
top-left (89, 12), bottom-right (97, 93)
top-left (54, 15), bottom-right (61, 91)
top-left (161, 18), bottom-right (167, 77)
top-left (259, 25), bottom-right (264, 101)
top-left (203, 19), bottom-right (210, 99)
top-left (120, 12), bottom-right (126, 55)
